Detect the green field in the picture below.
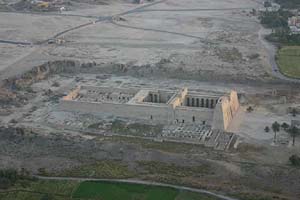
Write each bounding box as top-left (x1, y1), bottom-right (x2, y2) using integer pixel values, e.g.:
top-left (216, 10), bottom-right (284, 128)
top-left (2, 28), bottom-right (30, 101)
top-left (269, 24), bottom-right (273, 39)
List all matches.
top-left (277, 46), bottom-right (300, 78)
top-left (0, 179), bottom-right (218, 200)
top-left (72, 181), bottom-right (218, 200)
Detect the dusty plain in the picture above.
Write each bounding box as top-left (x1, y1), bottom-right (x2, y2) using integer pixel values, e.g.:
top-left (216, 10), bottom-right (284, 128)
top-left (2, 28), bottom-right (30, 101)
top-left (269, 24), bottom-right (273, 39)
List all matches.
top-left (0, 0), bottom-right (300, 200)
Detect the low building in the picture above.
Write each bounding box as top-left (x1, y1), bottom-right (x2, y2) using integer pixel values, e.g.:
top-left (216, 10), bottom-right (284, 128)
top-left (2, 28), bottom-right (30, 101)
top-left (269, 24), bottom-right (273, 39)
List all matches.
top-left (288, 16), bottom-right (300, 34)
top-left (134, 0), bottom-right (144, 4)
top-left (291, 120), bottom-right (300, 128)
top-left (259, 2), bottom-right (281, 12)
top-left (59, 85), bottom-right (240, 131)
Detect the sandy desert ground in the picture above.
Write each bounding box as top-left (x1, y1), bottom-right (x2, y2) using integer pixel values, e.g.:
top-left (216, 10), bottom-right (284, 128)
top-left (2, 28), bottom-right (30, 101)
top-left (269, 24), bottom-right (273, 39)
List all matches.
top-left (0, 0), bottom-right (273, 82)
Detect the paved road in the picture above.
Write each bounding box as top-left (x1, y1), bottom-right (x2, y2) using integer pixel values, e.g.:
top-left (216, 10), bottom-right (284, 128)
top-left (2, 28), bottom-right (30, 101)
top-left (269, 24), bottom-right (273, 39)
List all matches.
top-left (35, 175), bottom-right (239, 200)
top-left (0, 39), bottom-right (32, 45)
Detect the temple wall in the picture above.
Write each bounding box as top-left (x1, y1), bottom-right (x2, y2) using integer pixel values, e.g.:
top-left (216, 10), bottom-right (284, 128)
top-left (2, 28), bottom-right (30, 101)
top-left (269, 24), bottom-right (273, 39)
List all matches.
top-left (59, 100), bottom-right (172, 124)
top-left (212, 91), bottom-right (240, 130)
top-left (59, 99), bottom-right (214, 125)
top-left (169, 88), bottom-right (188, 108)
top-left (59, 86), bottom-right (239, 130)
top-left (80, 85), bottom-right (139, 95)
top-left (174, 107), bottom-right (214, 125)
top-left (229, 90), bottom-right (240, 113)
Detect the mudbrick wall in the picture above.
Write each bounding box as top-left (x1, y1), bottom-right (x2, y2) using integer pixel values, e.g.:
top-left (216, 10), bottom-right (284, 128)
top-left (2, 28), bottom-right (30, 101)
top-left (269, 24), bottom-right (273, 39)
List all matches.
top-left (59, 99), bottom-right (215, 126)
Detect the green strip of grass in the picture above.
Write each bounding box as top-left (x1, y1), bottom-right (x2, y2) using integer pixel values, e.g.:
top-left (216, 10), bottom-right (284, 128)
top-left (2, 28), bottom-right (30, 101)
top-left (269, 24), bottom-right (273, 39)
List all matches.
top-left (277, 46), bottom-right (300, 79)
top-left (72, 181), bottom-right (219, 200)
top-left (72, 181), bottom-right (218, 200)
top-left (72, 181), bottom-right (179, 200)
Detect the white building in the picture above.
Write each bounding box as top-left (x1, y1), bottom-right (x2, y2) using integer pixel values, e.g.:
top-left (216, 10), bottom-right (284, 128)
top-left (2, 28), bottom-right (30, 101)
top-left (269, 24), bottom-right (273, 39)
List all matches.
top-left (288, 16), bottom-right (300, 34)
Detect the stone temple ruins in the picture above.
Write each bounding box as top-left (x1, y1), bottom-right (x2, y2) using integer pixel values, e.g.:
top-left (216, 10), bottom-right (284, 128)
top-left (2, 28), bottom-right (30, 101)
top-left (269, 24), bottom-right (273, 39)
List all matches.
top-left (60, 85), bottom-right (240, 131)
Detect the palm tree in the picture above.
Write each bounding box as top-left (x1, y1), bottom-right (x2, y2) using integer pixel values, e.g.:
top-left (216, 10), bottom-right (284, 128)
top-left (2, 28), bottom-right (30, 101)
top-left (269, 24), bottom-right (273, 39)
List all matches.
top-left (289, 126), bottom-right (299, 146)
top-left (281, 122), bottom-right (289, 130)
top-left (272, 121), bottom-right (280, 143)
top-left (292, 109), bottom-right (297, 117)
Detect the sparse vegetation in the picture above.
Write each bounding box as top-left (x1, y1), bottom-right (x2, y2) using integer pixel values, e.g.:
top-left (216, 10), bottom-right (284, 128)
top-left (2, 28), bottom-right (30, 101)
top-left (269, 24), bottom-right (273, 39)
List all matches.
top-left (289, 154), bottom-right (300, 167)
top-left (264, 126), bottom-right (270, 133)
top-left (0, 168), bottom-right (33, 190)
top-left (0, 179), bottom-right (78, 200)
top-left (137, 161), bottom-right (212, 178)
top-left (246, 106), bottom-right (254, 113)
top-left (107, 135), bottom-right (204, 154)
top-left (236, 143), bottom-right (265, 153)
top-left (55, 160), bottom-right (136, 179)
top-left (248, 53), bottom-right (260, 60)
top-left (215, 47), bottom-right (242, 63)
top-left (37, 168), bottom-right (48, 176)
top-left (111, 120), bottom-right (163, 137)
top-left (51, 82), bottom-right (60, 87)
top-left (87, 122), bottom-right (104, 129)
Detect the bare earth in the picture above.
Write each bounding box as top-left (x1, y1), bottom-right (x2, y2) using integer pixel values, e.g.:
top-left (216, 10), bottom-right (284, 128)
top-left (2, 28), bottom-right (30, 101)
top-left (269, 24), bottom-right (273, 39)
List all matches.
top-left (0, 0), bottom-right (272, 82)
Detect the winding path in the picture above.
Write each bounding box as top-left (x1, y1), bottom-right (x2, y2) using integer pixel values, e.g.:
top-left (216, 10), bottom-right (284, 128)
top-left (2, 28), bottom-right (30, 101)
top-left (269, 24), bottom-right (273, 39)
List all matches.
top-left (258, 26), bottom-right (300, 83)
top-left (135, 7), bottom-right (254, 12)
top-left (35, 175), bottom-right (239, 200)
top-left (109, 20), bottom-right (215, 43)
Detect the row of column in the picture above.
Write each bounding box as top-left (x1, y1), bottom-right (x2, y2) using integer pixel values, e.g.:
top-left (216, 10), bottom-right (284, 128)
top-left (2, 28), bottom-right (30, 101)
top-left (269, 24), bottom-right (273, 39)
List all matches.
top-left (149, 93), bottom-right (159, 103)
top-left (186, 97), bottom-right (218, 109)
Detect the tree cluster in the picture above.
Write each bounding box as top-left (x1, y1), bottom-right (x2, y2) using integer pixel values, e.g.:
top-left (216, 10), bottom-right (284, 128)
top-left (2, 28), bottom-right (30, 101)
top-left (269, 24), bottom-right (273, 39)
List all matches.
top-left (0, 168), bottom-right (32, 189)
top-left (260, 10), bottom-right (290, 28)
top-left (289, 154), bottom-right (300, 166)
top-left (275, 0), bottom-right (300, 9)
top-left (260, 9), bottom-right (300, 45)
top-left (270, 121), bottom-right (300, 145)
